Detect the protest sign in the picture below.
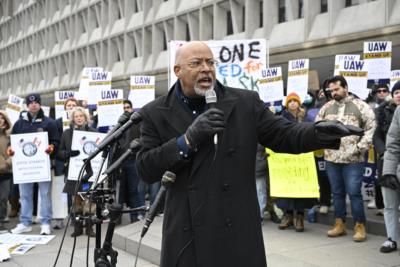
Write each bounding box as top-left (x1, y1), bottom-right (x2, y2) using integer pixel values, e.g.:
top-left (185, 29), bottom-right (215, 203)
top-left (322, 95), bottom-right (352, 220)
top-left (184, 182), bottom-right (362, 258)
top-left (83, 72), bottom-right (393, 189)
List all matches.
top-left (41, 106), bottom-right (50, 117)
top-left (129, 76), bottom-right (155, 109)
top-left (78, 67), bottom-right (103, 101)
top-left (287, 59), bottom-right (309, 101)
top-left (258, 67), bottom-right (284, 102)
top-left (334, 54), bottom-right (361, 76)
top-left (54, 90), bottom-right (76, 119)
top-left (267, 149), bottom-right (319, 198)
top-left (87, 71), bottom-right (112, 107)
top-left (363, 41), bottom-right (391, 81)
top-left (67, 130), bottom-right (107, 182)
top-left (169, 39), bottom-right (267, 91)
top-left (97, 89), bottom-right (124, 127)
top-left (6, 95), bottom-right (24, 125)
top-left (338, 59), bottom-right (369, 99)
top-left (10, 132), bottom-right (51, 184)
top-left (390, 70), bottom-right (400, 90)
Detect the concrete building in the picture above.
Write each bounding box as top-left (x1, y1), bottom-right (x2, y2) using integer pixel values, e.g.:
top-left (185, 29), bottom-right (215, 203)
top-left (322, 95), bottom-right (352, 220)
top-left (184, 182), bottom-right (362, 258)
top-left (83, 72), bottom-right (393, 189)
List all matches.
top-left (0, 0), bottom-right (399, 105)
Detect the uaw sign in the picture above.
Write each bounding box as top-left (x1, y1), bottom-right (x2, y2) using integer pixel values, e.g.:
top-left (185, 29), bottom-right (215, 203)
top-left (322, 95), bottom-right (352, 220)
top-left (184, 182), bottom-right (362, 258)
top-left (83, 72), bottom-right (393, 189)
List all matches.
top-left (338, 59), bottom-right (369, 99)
top-left (258, 67), bottom-right (284, 103)
top-left (334, 55), bottom-right (360, 76)
top-left (129, 76), bottom-right (155, 109)
top-left (287, 59), bottom-right (309, 101)
top-left (169, 40), bottom-right (267, 91)
top-left (390, 70), bottom-right (400, 90)
top-left (54, 90), bottom-right (76, 119)
top-left (6, 95), bottom-right (24, 125)
top-left (363, 41), bottom-right (392, 81)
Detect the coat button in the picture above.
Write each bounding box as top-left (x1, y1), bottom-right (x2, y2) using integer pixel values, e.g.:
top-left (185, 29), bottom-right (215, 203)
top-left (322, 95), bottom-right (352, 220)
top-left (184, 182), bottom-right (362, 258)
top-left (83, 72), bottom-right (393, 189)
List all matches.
top-left (222, 183), bottom-right (230, 191)
top-left (225, 218), bottom-right (233, 227)
top-left (183, 226), bottom-right (190, 232)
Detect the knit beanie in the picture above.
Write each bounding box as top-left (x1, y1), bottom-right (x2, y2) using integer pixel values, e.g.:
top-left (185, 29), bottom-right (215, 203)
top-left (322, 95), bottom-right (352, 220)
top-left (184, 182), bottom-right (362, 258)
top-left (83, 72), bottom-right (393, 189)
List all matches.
top-left (285, 92), bottom-right (301, 108)
top-left (392, 81), bottom-right (400, 96)
top-left (26, 93), bottom-right (41, 105)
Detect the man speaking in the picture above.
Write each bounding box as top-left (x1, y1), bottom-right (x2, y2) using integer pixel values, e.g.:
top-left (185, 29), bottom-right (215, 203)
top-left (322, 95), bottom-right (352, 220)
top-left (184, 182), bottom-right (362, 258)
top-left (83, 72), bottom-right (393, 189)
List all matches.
top-left (136, 41), bottom-right (363, 267)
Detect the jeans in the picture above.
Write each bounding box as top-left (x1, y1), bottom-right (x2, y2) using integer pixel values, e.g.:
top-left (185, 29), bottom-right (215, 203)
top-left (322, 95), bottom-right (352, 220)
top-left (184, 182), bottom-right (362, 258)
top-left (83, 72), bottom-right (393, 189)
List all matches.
top-left (256, 177), bottom-right (267, 220)
top-left (326, 161), bottom-right (366, 223)
top-left (138, 180), bottom-right (161, 215)
top-left (119, 161), bottom-right (141, 221)
top-left (382, 187), bottom-right (400, 242)
top-left (19, 181), bottom-right (52, 226)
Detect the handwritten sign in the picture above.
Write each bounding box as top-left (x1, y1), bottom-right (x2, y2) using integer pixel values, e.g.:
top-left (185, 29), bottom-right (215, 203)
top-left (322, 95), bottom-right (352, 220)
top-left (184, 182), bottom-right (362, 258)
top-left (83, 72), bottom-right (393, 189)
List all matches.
top-left (287, 59), bottom-right (309, 101)
top-left (338, 59), bottom-right (369, 99)
top-left (169, 39), bottom-right (267, 91)
top-left (267, 149), bottom-right (319, 198)
top-left (129, 76), bottom-right (155, 109)
top-left (97, 89), bottom-right (124, 127)
top-left (54, 91), bottom-right (76, 119)
top-left (258, 67), bottom-right (284, 102)
top-left (363, 41), bottom-right (392, 81)
top-left (6, 95), bottom-right (24, 125)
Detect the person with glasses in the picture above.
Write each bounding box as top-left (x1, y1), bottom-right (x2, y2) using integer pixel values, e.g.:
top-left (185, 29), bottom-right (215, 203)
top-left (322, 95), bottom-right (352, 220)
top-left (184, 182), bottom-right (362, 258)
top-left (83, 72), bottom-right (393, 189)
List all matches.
top-left (136, 41), bottom-right (364, 267)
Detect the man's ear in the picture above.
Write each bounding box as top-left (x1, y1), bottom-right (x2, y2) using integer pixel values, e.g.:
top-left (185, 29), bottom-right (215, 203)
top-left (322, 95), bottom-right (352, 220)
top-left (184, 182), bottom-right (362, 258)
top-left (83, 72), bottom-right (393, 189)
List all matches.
top-left (174, 65), bottom-right (181, 78)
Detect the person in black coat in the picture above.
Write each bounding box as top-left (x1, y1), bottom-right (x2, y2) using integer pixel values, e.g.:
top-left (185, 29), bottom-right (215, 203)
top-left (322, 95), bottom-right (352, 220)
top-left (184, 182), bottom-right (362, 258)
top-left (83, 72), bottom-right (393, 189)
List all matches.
top-left (136, 41), bottom-right (363, 267)
top-left (57, 107), bottom-right (97, 237)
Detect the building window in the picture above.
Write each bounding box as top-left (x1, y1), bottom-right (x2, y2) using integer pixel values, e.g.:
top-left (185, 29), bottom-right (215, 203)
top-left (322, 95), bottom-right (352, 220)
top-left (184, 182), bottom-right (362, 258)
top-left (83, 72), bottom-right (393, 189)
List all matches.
top-left (321, 0), bottom-right (328, 13)
top-left (298, 0), bottom-right (304, 18)
top-left (278, 0), bottom-right (286, 23)
top-left (185, 23), bottom-right (190, 41)
top-left (345, 0), bottom-right (359, 7)
top-left (259, 1), bottom-right (263, 27)
top-left (227, 10), bottom-right (233, 35)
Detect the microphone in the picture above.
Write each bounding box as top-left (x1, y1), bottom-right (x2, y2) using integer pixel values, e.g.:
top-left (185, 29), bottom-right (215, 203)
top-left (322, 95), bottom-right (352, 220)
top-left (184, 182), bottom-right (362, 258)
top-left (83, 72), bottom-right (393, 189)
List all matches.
top-left (85, 112), bottom-right (142, 162)
top-left (141, 171), bottom-right (176, 238)
top-left (205, 89), bottom-right (218, 145)
top-left (102, 139), bottom-right (141, 176)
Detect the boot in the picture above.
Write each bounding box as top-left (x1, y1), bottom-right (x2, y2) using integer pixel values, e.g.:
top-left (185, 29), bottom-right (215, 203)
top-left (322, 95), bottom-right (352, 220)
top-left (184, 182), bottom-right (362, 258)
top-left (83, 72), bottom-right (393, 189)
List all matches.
top-left (70, 221), bottom-right (83, 237)
top-left (85, 220), bottom-right (95, 238)
top-left (327, 218), bottom-right (346, 237)
top-left (8, 197), bottom-right (19, 218)
top-left (278, 214), bottom-right (293, 230)
top-left (353, 222), bottom-right (366, 242)
top-left (294, 214), bottom-right (304, 232)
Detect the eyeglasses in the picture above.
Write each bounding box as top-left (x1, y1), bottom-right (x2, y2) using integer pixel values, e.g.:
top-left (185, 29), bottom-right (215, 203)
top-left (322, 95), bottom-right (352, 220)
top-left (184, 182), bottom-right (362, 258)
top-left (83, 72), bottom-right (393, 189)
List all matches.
top-left (184, 59), bottom-right (218, 69)
top-left (376, 89), bottom-right (388, 94)
top-left (123, 106), bottom-right (132, 109)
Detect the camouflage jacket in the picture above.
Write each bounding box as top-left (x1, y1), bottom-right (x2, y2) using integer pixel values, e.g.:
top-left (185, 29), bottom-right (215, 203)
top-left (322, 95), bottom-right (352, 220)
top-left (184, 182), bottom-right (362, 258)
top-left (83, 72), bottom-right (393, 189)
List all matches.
top-left (315, 95), bottom-right (376, 163)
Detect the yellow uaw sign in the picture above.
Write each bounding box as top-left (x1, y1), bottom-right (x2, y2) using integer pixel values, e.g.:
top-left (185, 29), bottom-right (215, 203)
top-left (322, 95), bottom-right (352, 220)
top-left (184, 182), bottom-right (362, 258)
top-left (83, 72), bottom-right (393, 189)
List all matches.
top-left (267, 149), bottom-right (319, 198)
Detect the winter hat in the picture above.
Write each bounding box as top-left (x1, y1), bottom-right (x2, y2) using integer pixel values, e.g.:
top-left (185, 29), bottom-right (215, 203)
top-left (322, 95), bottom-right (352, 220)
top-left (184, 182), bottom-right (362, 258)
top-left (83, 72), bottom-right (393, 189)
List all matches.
top-left (391, 81), bottom-right (400, 96)
top-left (26, 93), bottom-right (41, 105)
top-left (285, 92), bottom-right (301, 108)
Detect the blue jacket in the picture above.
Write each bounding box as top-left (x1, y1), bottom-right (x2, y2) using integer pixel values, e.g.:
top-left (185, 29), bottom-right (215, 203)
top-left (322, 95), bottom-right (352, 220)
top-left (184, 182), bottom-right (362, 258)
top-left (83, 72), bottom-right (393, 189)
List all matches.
top-left (12, 109), bottom-right (60, 149)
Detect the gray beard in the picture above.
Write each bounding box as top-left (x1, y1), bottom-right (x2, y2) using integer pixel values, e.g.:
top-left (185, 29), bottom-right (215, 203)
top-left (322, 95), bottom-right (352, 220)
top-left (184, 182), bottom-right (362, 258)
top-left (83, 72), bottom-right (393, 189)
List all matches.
top-left (194, 82), bottom-right (214, 97)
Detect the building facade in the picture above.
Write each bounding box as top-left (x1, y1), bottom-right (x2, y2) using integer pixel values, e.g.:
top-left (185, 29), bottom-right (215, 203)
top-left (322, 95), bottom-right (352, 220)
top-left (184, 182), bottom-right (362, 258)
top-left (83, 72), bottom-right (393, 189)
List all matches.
top-left (0, 0), bottom-right (399, 104)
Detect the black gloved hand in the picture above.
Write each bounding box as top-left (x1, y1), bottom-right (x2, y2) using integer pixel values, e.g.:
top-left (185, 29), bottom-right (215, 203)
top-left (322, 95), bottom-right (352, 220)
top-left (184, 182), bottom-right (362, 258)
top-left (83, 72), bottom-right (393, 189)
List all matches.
top-left (315, 120), bottom-right (364, 141)
top-left (70, 150), bottom-right (80, 157)
top-left (378, 174), bottom-right (400, 191)
top-left (185, 108), bottom-right (225, 148)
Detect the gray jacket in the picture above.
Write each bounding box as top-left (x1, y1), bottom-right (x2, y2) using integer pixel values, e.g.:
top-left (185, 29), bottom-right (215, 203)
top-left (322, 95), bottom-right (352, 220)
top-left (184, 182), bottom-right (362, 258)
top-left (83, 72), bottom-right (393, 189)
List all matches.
top-left (383, 106), bottom-right (400, 179)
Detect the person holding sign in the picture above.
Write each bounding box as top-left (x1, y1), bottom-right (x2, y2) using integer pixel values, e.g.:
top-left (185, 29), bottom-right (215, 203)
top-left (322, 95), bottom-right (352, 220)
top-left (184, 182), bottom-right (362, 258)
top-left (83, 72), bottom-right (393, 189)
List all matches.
top-left (9, 93), bottom-right (59, 235)
top-left (56, 107), bottom-right (97, 237)
top-left (136, 41), bottom-right (365, 267)
top-left (316, 76), bottom-right (376, 242)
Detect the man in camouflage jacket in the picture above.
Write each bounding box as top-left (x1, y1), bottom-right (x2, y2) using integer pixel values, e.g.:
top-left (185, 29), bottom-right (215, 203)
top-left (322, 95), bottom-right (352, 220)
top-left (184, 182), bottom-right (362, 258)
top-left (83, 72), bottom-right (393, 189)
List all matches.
top-left (316, 75), bottom-right (376, 242)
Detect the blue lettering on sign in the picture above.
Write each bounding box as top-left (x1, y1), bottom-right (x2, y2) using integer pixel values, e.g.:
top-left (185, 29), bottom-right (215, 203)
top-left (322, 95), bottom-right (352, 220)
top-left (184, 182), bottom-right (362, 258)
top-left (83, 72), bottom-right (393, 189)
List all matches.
top-left (135, 76), bottom-right (151, 84)
top-left (291, 60), bottom-right (305, 69)
top-left (59, 91), bottom-right (74, 100)
top-left (101, 90), bottom-right (119, 99)
top-left (10, 96), bottom-right (21, 105)
top-left (92, 72), bottom-right (108, 80)
top-left (218, 64), bottom-right (242, 78)
top-left (261, 68), bottom-right (278, 78)
top-left (344, 60), bottom-right (364, 70)
top-left (368, 42), bottom-right (387, 52)
top-left (392, 70), bottom-right (400, 77)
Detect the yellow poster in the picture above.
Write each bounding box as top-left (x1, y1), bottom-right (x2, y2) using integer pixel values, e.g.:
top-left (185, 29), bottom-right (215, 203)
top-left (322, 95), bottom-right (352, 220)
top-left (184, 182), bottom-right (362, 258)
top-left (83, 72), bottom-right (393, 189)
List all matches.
top-left (267, 149), bottom-right (319, 198)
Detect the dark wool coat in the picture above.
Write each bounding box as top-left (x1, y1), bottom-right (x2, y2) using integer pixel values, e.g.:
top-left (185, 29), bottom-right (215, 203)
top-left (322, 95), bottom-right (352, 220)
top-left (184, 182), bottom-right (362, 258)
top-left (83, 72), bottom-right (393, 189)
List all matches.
top-left (136, 81), bottom-right (338, 267)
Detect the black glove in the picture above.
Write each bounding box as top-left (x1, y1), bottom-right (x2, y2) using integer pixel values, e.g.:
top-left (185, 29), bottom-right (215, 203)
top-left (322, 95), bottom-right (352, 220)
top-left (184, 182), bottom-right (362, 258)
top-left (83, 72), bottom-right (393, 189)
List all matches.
top-left (70, 150), bottom-right (80, 157)
top-left (315, 120), bottom-right (364, 141)
top-left (185, 108), bottom-right (225, 148)
top-left (378, 174), bottom-right (400, 191)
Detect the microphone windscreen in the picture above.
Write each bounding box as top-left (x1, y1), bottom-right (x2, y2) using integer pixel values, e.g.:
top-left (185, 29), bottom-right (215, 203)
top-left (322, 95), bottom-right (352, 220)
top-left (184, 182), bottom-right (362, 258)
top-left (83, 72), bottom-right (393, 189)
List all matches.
top-left (205, 89), bottom-right (217, 104)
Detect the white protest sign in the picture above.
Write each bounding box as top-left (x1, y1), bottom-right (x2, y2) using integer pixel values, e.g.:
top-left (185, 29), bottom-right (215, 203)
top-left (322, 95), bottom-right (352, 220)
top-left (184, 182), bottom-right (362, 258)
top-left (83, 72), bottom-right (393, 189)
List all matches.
top-left (68, 130), bottom-right (107, 182)
top-left (0, 233), bottom-right (55, 245)
top-left (87, 71), bottom-right (112, 106)
top-left (258, 67), bottom-right (284, 102)
top-left (334, 54), bottom-right (361, 76)
top-left (6, 95), bottom-right (24, 125)
top-left (54, 91), bottom-right (76, 119)
top-left (97, 89), bottom-right (124, 127)
top-left (339, 60), bottom-right (369, 99)
top-left (287, 59), bottom-right (309, 101)
top-left (78, 67), bottom-right (103, 101)
top-left (129, 76), bottom-right (155, 109)
top-left (169, 39), bottom-right (267, 91)
top-left (41, 106), bottom-right (50, 118)
top-left (390, 70), bottom-right (400, 90)
top-left (10, 132), bottom-right (51, 184)
top-left (363, 41), bottom-right (392, 80)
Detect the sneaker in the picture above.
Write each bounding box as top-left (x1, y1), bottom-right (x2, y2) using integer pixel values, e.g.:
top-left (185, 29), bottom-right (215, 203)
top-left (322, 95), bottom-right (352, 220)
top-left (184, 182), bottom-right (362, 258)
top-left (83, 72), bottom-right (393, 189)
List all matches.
top-left (380, 238), bottom-right (397, 253)
top-left (52, 220), bottom-right (64, 230)
top-left (367, 200), bottom-right (376, 209)
top-left (376, 209), bottom-right (384, 216)
top-left (40, 224), bottom-right (51, 235)
top-left (2, 216), bottom-right (9, 223)
top-left (11, 223), bottom-right (32, 234)
top-left (319, 206), bottom-right (329, 214)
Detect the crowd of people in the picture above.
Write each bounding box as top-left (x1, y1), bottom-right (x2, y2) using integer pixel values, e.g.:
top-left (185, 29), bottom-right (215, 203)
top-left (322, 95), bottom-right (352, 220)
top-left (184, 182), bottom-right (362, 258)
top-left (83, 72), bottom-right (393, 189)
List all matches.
top-left (0, 41), bottom-right (398, 266)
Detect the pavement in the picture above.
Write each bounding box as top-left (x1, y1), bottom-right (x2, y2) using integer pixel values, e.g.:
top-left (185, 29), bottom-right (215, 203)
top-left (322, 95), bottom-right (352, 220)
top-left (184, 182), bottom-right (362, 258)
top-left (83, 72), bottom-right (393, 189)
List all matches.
top-left (1, 205), bottom-right (399, 267)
